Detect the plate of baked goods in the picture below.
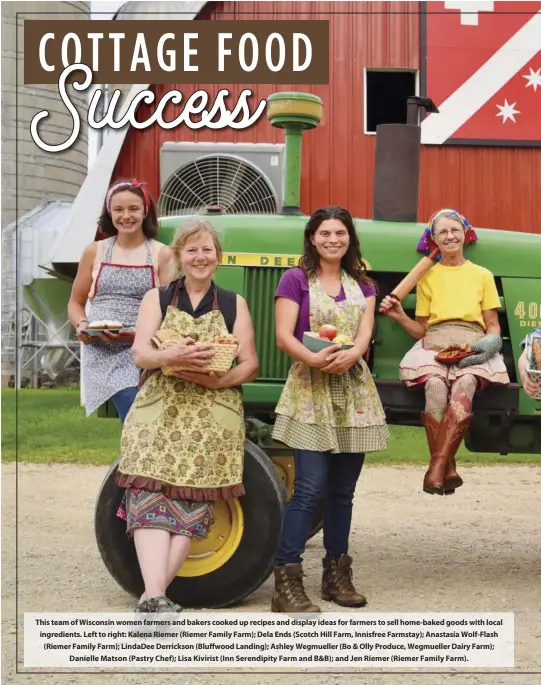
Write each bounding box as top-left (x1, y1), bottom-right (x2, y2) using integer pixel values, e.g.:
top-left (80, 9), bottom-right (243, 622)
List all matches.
top-left (81, 320), bottom-right (125, 335)
top-left (526, 333), bottom-right (541, 399)
top-left (303, 325), bottom-right (355, 353)
top-left (435, 343), bottom-right (475, 365)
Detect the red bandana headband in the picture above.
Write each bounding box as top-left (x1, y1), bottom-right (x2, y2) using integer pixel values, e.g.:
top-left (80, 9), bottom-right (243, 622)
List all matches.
top-left (416, 208), bottom-right (478, 260)
top-left (105, 179), bottom-right (151, 216)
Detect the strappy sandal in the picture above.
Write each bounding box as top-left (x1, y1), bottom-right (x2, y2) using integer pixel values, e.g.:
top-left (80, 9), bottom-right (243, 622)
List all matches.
top-left (135, 598), bottom-right (154, 613)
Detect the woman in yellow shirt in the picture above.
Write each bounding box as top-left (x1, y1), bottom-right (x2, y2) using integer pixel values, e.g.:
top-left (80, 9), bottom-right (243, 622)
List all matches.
top-left (380, 209), bottom-right (509, 496)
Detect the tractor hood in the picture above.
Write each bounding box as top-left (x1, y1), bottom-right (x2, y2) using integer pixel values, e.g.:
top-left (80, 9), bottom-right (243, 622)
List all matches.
top-left (157, 213), bottom-right (541, 280)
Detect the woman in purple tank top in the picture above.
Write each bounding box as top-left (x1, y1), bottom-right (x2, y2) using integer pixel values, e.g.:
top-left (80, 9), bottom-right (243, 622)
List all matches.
top-left (270, 206), bottom-right (389, 614)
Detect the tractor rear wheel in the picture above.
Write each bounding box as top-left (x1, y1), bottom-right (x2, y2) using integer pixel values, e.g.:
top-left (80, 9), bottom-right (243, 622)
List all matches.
top-left (94, 440), bottom-right (288, 609)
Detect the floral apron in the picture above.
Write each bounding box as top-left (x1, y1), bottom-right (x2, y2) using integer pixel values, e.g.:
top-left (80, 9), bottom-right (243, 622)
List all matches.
top-left (272, 271), bottom-right (389, 454)
top-left (116, 285), bottom-right (245, 502)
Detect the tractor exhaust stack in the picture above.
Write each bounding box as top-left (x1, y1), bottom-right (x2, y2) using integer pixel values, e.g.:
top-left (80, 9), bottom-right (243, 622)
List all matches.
top-left (267, 92), bottom-right (323, 215)
top-left (372, 96), bottom-right (438, 223)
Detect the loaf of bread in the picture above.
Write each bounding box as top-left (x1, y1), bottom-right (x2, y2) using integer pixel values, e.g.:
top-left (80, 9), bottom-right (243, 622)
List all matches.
top-left (154, 329), bottom-right (182, 343)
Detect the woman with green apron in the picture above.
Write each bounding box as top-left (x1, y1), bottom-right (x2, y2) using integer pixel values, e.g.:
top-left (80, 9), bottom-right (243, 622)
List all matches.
top-left (115, 219), bottom-right (259, 612)
top-left (271, 206), bottom-right (389, 613)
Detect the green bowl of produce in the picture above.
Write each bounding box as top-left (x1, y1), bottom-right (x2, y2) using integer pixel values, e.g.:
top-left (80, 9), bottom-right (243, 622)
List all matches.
top-left (303, 327), bottom-right (355, 353)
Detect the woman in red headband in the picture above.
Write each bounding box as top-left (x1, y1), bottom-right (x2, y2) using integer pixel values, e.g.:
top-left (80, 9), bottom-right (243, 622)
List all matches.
top-left (68, 179), bottom-right (172, 422)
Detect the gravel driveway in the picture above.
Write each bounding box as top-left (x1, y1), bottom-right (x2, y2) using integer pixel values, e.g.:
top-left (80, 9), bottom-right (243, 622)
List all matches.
top-left (2, 462), bottom-right (541, 685)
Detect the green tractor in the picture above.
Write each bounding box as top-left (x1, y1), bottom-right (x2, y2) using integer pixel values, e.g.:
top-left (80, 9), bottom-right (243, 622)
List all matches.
top-left (93, 93), bottom-right (541, 609)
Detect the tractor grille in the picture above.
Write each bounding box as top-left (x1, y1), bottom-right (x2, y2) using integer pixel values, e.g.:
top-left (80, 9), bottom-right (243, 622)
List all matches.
top-left (245, 267), bottom-right (292, 381)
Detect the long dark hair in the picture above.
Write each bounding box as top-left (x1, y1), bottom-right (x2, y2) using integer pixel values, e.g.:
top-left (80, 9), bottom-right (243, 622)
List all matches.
top-left (298, 205), bottom-right (374, 286)
top-left (97, 178), bottom-right (159, 239)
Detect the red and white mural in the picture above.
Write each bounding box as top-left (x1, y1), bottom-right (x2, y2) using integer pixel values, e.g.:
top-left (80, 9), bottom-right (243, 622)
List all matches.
top-left (421, 1), bottom-right (541, 146)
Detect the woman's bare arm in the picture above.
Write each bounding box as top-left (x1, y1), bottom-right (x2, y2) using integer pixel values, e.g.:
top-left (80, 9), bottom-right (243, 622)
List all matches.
top-left (518, 348), bottom-right (539, 396)
top-left (67, 242), bottom-right (97, 329)
top-left (157, 245), bottom-right (174, 285)
top-left (404, 315), bottom-right (429, 340)
top-left (482, 308), bottom-right (501, 336)
top-left (379, 295), bottom-right (428, 340)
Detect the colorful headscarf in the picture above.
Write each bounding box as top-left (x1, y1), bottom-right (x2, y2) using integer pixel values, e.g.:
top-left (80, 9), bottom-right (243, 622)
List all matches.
top-left (105, 179), bottom-right (151, 216)
top-left (416, 209), bottom-right (478, 260)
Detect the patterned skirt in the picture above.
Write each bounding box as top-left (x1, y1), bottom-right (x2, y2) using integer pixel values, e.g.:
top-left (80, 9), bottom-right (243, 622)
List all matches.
top-left (399, 321), bottom-right (510, 388)
top-left (273, 415), bottom-right (389, 454)
top-left (117, 488), bottom-right (214, 539)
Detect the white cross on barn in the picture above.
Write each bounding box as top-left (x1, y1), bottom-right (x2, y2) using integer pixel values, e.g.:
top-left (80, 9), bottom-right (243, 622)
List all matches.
top-left (421, 9), bottom-right (541, 143)
top-left (444, 1), bottom-right (495, 25)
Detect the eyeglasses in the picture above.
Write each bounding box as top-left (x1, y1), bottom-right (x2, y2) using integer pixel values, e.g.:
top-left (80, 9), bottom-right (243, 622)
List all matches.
top-left (434, 227), bottom-right (463, 238)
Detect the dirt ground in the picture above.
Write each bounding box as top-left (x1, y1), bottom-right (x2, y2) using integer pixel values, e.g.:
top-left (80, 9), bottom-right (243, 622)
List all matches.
top-left (2, 462), bottom-right (541, 685)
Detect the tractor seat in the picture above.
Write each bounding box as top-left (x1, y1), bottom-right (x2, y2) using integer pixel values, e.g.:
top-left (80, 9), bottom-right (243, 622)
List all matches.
top-left (376, 380), bottom-right (520, 424)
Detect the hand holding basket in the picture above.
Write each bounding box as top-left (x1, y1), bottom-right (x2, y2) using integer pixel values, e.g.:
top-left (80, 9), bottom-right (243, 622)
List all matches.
top-left (152, 329), bottom-right (238, 376)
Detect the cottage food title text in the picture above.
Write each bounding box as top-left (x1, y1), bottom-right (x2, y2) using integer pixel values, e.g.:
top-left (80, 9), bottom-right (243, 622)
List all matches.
top-left (23, 20), bottom-right (329, 152)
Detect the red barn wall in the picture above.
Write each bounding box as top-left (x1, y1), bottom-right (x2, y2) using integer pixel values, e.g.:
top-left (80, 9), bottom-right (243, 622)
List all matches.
top-left (113, 1), bottom-right (540, 233)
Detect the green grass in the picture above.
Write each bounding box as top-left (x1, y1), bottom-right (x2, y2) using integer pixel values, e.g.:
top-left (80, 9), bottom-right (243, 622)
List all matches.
top-left (2, 388), bottom-right (122, 465)
top-left (1, 388), bottom-right (540, 466)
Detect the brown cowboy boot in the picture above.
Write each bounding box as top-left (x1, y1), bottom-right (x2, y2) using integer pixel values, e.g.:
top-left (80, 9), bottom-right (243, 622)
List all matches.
top-left (321, 554), bottom-right (367, 607)
top-left (445, 455), bottom-right (464, 493)
top-left (271, 564), bottom-right (321, 613)
top-left (423, 405), bottom-right (471, 496)
top-left (439, 405), bottom-right (470, 492)
top-left (421, 412), bottom-right (463, 495)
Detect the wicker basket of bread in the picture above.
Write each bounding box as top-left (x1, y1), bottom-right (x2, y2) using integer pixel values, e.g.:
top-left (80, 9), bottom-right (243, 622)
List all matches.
top-left (152, 329), bottom-right (238, 376)
top-left (526, 333), bottom-right (541, 399)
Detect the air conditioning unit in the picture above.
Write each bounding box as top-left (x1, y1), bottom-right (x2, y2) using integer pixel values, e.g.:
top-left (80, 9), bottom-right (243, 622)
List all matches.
top-left (158, 142), bottom-right (284, 216)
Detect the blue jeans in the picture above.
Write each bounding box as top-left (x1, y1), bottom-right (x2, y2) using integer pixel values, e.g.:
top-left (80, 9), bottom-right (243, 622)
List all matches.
top-left (111, 386), bottom-right (139, 423)
top-left (275, 449), bottom-right (365, 565)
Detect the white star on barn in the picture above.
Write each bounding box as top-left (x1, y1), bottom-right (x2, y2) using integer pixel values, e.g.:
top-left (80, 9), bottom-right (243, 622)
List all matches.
top-left (522, 67), bottom-right (541, 92)
top-left (496, 99), bottom-right (521, 123)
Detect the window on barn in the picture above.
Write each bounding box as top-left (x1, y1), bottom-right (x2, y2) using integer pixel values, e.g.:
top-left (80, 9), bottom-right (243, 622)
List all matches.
top-left (364, 69), bottom-right (418, 134)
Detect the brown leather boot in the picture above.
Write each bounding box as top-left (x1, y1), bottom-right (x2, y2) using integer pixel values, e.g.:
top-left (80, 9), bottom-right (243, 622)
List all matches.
top-left (421, 412), bottom-right (463, 495)
top-left (445, 455), bottom-right (464, 493)
top-left (271, 564), bottom-right (321, 613)
top-left (438, 406), bottom-right (470, 491)
top-left (423, 406), bottom-right (471, 496)
top-left (321, 554), bottom-right (367, 607)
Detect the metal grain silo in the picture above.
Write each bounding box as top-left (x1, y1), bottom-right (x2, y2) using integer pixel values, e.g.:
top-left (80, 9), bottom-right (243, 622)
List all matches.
top-left (1, 1), bottom-right (90, 384)
top-left (1, 0), bottom-right (90, 224)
